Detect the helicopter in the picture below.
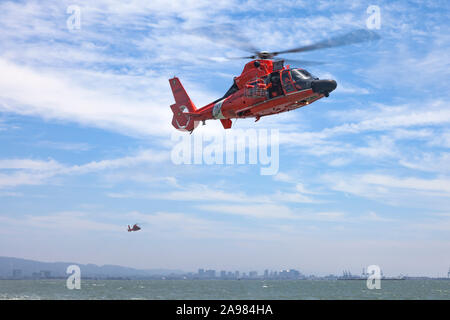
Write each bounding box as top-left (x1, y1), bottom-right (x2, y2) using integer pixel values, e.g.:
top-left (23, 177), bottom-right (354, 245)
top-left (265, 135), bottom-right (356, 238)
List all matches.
top-left (169, 28), bottom-right (379, 133)
top-left (127, 224), bottom-right (141, 232)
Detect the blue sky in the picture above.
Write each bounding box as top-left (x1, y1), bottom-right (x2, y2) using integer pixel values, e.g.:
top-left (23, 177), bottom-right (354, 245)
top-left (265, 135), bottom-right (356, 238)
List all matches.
top-left (0, 0), bottom-right (449, 277)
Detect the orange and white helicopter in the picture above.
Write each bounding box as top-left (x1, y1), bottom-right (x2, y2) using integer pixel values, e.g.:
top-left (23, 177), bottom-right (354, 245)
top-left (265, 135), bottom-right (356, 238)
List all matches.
top-left (127, 224), bottom-right (141, 232)
top-left (169, 29), bottom-right (379, 133)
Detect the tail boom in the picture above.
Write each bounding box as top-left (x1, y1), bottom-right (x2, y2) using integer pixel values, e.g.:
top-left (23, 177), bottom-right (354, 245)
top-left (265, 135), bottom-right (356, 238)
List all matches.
top-left (169, 77), bottom-right (199, 132)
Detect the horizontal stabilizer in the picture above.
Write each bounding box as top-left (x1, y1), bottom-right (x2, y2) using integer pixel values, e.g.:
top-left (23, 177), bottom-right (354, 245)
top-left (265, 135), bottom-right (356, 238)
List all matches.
top-left (220, 119), bottom-right (232, 129)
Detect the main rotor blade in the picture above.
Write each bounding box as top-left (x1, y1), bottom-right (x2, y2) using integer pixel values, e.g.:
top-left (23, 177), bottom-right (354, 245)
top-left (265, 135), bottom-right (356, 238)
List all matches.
top-left (281, 58), bottom-right (326, 66)
top-left (227, 55), bottom-right (258, 60)
top-left (272, 29), bottom-right (380, 56)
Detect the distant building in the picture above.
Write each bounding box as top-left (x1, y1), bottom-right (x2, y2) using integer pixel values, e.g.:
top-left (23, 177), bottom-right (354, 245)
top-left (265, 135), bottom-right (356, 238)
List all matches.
top-left (40, 270), bottom-right (51, 278)
top-left (30, 270), bottom-right (51, 279)
top-left (264, 270), bottom-right (269, 278)
top-left (220, 271), bottom-right (226, 279)
top-left (205, 270), bottom-right (216, 278)
top-left (249, 271), bottom-right (258, 278)
top-left (12, 269), bottom-right (22, 279)
top-left (278, 269), bottom-right (301, 279)
top-left (234, 271), bottom-right (240, 279)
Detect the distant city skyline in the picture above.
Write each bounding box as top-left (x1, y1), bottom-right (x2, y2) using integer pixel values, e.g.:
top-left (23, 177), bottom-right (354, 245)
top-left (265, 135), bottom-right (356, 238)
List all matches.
top-left (2, 256), bottom-right (450, 280)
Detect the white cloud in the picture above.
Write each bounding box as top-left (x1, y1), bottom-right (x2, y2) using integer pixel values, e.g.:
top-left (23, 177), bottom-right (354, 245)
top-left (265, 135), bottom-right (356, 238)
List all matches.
top-left (0, 159), bottom-right (63, 171)
top-left (429, 130), bottom-right (450, 148)
top-left (273, 172), bottom-right (295, 183)
top-left (67, 150), bottom-right (169, 174)
top-left (0, 149), bottom-right (168, 189)
top-left (362, 212), bottom-right (395, 222)
top-left (283, 100), bottom-right (449, 145)
top-left (0, 211), bottom-right (122, 233)
top-left (36, 141), bottom-right (91, 152)
top-left (0, 58), bottom-right (174, 137)
top-left (107, 180), bottom-right (319, 205)
top-left (353, 135), bottom-right (397, 158)
top-left (196, 203), bottom-right (296, 219)
top-left (360, 174), bottom-right (450, 195)
top-left (196, 203), bottom-right (349, 222)
top-left (0, 171), bottom-right (52, 188)
top-left (324, 172), bottom-right (450, 209)
top-left (399, 153), bottom-right (450, 173)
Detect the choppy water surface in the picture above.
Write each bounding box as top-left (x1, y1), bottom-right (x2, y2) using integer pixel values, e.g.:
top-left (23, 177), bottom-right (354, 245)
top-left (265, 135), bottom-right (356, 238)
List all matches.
top-left (0, 279), bottom-right (449, 300)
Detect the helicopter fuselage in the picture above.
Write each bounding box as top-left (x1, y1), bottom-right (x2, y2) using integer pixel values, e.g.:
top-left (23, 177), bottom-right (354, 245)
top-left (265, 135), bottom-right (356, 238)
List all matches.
top-left (169, 59), bottom-right (336, 132)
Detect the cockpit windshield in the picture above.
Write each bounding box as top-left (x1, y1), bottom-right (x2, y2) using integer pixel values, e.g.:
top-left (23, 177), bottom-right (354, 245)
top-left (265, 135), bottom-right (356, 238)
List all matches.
top-left (290, 68), bottom-right (318, 81)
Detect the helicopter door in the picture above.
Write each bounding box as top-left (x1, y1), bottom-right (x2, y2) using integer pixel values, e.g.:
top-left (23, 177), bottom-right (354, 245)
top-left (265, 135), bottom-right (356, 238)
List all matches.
top-left (281, 70), bottom-right (295, 94)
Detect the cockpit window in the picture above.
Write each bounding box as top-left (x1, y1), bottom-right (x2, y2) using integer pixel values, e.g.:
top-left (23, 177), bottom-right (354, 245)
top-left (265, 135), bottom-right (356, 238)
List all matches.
top-left (291, 68), bottom-right (317, 81)
top-left (281, 70), bottom-right (295, 93)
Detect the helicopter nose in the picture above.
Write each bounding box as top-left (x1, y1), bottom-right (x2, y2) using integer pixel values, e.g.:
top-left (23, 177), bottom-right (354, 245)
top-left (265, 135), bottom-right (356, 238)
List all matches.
top-left (311, 80), bottom-right (337, 96)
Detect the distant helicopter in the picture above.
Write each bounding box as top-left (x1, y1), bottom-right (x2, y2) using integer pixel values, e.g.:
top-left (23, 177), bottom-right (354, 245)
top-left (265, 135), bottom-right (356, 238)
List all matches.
top-left (169, 28), bottom-right (379, 133)
top-left (127, 224), bottom-right (141, 232)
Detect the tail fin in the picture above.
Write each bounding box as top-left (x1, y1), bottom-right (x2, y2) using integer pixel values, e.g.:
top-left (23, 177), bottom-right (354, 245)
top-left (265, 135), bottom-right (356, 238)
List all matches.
top-left (169, 77), bottom-right (199, 132)
top-left (127, 225), bottom-right (131, 232)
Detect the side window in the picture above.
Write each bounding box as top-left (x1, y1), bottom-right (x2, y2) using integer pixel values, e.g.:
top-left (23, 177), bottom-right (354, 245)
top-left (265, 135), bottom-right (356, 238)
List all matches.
top-left (281, 70), bottom-right (295, 93)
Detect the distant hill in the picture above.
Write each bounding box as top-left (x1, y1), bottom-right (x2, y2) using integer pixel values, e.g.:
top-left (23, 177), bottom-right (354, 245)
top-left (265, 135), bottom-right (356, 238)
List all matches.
top-left (0, 256), bottom-right (184, 279)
